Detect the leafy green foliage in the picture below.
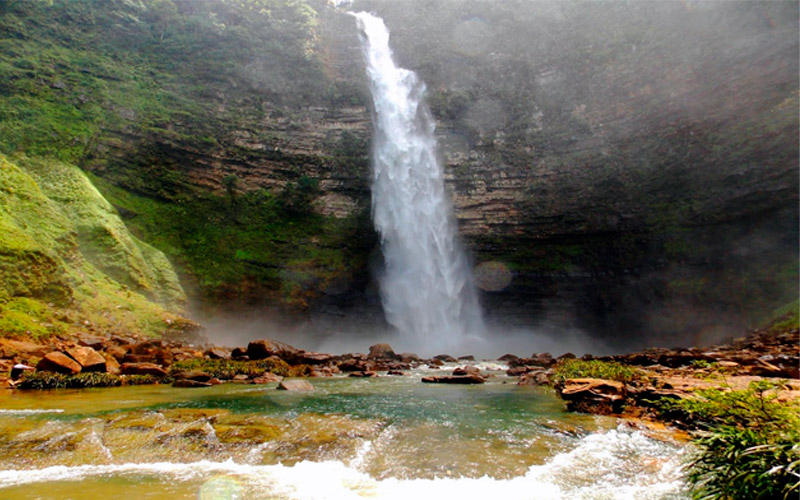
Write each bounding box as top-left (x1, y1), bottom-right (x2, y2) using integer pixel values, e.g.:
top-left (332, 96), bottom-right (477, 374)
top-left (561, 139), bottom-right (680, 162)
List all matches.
top-left (551, 359), bottom-right (644, 385)
top-left (91, 173), bottom-right (372, 308)
top-left (662, 381), bottom-right (800, 499)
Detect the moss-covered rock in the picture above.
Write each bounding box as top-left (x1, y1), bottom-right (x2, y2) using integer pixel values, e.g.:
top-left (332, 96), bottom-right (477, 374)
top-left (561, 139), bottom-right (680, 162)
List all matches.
top-left (0, 154), bottom-right (188, 340)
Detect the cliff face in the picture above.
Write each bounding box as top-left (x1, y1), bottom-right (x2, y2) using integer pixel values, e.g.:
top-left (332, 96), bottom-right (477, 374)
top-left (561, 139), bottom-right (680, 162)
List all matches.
top-left (1, 0), bottom-right (797, 347)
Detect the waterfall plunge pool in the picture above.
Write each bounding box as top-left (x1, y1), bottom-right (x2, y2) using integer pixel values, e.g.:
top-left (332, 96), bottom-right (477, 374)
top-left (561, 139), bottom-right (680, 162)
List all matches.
top-left (0, 367), bottom-right (689, 499)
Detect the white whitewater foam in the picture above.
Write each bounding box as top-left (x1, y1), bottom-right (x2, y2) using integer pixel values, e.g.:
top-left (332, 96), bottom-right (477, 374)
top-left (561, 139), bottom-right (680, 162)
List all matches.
top-left (0, 409), bottom-right (65, 414)
top-left (0, 428), bottom-right (688, 499)
top-left (353, 12), bottom-right (484, 355)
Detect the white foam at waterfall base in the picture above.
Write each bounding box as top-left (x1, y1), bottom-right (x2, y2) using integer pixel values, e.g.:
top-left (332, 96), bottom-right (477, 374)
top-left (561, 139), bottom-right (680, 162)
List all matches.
top-left (353, 12), bottom-right (484, 356)
top-left (0, 428), bottom-right (689, 499)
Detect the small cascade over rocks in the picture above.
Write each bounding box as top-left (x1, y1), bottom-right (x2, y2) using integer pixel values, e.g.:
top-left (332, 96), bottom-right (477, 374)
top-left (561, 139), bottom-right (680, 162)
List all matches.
top-left (353, 12), bottom-right (484, 354)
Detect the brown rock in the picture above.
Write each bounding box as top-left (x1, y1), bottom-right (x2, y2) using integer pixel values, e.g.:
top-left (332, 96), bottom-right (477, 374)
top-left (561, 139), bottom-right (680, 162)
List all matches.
top-left (0, 339), bottom-right (50, 360)
top-left (155, 349), bottom-right (174, 366)
top-left (298, 352), bottom-right (334, 365)
top-left (204, 347), bottom-right (229, 359)
top-left (231, 347), bottom-right (248, 360)
top-left (277, 379), bottom-right (314, 391)
top-left (105, 345), bottom-right (128, 363)
top-left (348, 371), bottom-right (378, 377)
top-left (172, 370), bottom-right (212, 382)
top-left (421, 374), bottom-right (485, 384)
top-left (518, 370), bottom-right (550, 386)
top-left (102, 353), bottom-right (121, 375)
top-left (247, 339), bottom-right (300, 362)
top-left (368, 343), bottom-right (398, 359)
top-left (173, 379), bottom-right (212, 388)
top-left (252, 373), bottom-right (284, 384)
top-left (433, 354), bottom-right (457, 363)
top-left (453, 366), bottom-right (481, 377)
top-left (497, 354), bottom-right (519, 362)
top-left (65, 346), bottom-right (107, 372)
top-left (36, 352), bottom-right (82, 375)
top-left (559, 378), bottom-right (626, 414)
top-left (120, 362), bottom-right (168, 377)
top-left (77, 335), bottom-right (107, 350)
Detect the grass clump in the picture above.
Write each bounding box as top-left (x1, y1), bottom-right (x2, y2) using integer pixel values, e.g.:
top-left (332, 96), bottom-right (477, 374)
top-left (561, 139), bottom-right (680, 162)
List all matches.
top-left (662, 380), bottom-right (799, 499)
top-left (169, 357), bottom-right (291, 379)
top-left (17, 372), bottom-right (122, 390)
top-left (551, 359), bottom-right (644, 385)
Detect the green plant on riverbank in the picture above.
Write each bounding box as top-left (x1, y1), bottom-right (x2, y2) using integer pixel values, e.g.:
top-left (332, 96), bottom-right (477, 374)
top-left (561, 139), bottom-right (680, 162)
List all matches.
top-left (17, 372), bottom-right (167, 389)
top-left (551, 359), bottom-right (644, 385)
top-left (662, 380), bottom-right (800, 500)
top-left (169, 357), bottom-right (298, 379)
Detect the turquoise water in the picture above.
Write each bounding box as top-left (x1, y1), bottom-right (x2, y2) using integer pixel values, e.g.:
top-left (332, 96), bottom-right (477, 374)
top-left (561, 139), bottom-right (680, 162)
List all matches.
top-left (0, 368), bottom-right (689, 499)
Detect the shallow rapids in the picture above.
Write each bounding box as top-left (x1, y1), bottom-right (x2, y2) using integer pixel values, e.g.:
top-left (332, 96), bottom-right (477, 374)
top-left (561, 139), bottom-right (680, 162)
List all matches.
top-left (0, 367), bottom-right (688, 499)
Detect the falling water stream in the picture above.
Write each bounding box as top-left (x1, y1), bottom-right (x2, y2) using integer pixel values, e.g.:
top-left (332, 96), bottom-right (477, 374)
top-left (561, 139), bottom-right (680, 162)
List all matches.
top-left (354, 12), bottom-right (484, 353)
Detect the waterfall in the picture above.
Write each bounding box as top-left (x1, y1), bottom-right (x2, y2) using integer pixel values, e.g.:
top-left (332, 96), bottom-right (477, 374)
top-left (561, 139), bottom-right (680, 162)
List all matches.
top-left (353, 12), bottom-right (484, 352)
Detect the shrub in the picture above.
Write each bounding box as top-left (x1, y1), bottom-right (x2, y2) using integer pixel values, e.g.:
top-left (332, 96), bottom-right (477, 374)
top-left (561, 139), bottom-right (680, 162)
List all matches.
top-left (551, 359), bottom-right (643, 385)
top-left (663, 380), bottom-right (800, 499)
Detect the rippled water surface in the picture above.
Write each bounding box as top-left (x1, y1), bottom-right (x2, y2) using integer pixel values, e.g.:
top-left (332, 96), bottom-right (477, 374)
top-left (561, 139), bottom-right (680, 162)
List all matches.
top-left (0, 367), bottom-right (688, 499)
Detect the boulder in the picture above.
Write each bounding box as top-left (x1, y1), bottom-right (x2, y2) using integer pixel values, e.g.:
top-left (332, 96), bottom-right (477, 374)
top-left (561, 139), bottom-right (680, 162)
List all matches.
top-left (105, 345), bottom-right (128, 363)
top-left (102, 352), bottom-right (121, 375)
top-left (348, 371), bottom-right (378, 378)
top-left (247, 339), bottom-right (300, 362)
top-left (453, 366), bottom-right (481, 377)
top-left (398, 352), bottom-right (421, 362)
top-left (204, 347), bottom-right (229, 359)
top-left (387, 370), bottom-right (405, 376)
top-left (0, 340), bottom-right (50, 359)
top-left (457, 355), bottom-right (475, 361)
top-left (368, 343), bottom-right (398, 359)
top-left (497, 354), bottom-right (519, 362)
top-left (277, 379), bottom-right (315, 391)
top-left (231, 347), bottom-right (248, 360)
top-left (530, 353), bottom-right (555, 367)
top-left (558, 378), bottom-right (626, 414)
top-left (337, 358), bottom-right (374, 372)
top-left (77, 335), bottom-right (107, 350)
top-left (65, 346), bottom-right (107, 372)
top-left (421, 374), bottom-right (485, 384)
top-left (120, 362), bottom-right (168, 377)
top-left (36, 352), bottom-right (81, 375)
top-left (433, 354), bottom-right (458, 363)
top-left (518, 370), bottom-right (550, 386)
top-left (298, 352), bottom-right (334, 365)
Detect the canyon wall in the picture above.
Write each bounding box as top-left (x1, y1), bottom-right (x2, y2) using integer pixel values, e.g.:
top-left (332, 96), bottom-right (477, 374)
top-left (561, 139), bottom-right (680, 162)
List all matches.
top-left (1, 0), bottom-right (796, 348)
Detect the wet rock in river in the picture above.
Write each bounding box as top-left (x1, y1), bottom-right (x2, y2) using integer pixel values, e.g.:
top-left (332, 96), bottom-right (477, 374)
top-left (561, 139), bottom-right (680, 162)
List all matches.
top-left (277, 379), bottom-right (315, 391)
top-left (421, 374), bottom-right (485, 384)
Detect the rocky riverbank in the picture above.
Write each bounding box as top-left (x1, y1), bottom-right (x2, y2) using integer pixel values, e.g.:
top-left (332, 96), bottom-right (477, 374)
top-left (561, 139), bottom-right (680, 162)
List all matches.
top-left (1, 312), bottom-right (797, 428)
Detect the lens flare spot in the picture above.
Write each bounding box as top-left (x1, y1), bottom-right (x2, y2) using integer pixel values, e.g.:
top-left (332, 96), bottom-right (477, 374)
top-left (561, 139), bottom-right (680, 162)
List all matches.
top-left (474, 261), bottom-right (513, 292)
